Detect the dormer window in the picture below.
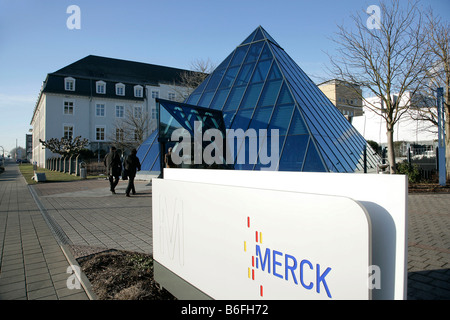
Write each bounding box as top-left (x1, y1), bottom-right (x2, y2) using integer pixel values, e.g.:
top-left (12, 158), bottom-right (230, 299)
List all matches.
top-left (64, 77), bottom-right (75, 91)
top-left (96, 81), bottom-right (106, 94)
top-left (116, 83), bottom-right (125, 96)
top-left (134, 85), bottom-right (143, 98)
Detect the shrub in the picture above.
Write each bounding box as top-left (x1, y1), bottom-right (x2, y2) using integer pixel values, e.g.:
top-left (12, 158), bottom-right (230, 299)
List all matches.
top-left (396, 161), bottom-right (421, 183)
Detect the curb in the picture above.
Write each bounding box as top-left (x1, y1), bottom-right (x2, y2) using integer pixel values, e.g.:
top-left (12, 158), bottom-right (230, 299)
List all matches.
top-left (60, 245), bottom-right (97, 300)
top-left (26, 181), bottom-right (97, 300)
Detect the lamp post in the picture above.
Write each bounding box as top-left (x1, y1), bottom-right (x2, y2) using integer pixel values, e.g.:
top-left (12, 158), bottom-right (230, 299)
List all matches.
top-left (0, 145), bottom-right (4, 166)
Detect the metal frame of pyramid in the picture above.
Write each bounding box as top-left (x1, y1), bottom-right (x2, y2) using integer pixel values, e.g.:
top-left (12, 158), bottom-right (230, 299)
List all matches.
top-left (137, 26), bottom-right (380, 173)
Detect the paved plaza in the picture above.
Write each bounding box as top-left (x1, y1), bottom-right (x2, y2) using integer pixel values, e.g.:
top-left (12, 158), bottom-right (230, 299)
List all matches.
top-left (0, 161), bottom-right (449, 300)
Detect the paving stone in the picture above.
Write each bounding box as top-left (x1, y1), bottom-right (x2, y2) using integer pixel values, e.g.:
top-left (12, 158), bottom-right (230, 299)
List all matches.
top-left (0, 163), bottom-right (89, 300)
top-left (2, 161), bottom-right (449, 300)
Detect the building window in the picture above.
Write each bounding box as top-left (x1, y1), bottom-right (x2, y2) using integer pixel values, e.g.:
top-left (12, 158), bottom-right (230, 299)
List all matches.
top-left (168, 92), bottom-right (176, 101)
top-left (64, 77), bottom-right (75, 91)
top-left (134, 85), bottom-right (143, 98)
top-left (116, 83), bottom-right (125, 96)
top-left (134, 106), bottom-right (142, 119)
top-left (116, 105), bottom-right (124, 118)
top-left (116, 128), bottom-right (124, 141)
top-left (151, 107), bottom-right (157, 119)
top-left (96, 103), bottom-right (105, 117)
top-left (96, 81), bottom-right (106, 94)
top-left (64, 101), bottom-right (74, 115)
top-left (151, 90), bottom-right (159, 99)
top-left (96, 126), bottom-right (105, 141)
top-left (63, 125), bottom-right (73, 140)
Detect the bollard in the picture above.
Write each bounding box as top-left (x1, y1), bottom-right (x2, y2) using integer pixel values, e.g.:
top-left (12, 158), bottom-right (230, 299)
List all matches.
top-left (80, 161), bottom-right (87, 180)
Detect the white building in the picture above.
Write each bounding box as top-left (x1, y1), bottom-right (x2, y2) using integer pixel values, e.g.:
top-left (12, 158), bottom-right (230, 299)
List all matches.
top-left (352, 92), bottom-right (437, 148)
top-left (31, 55), bottom-right (198, 168)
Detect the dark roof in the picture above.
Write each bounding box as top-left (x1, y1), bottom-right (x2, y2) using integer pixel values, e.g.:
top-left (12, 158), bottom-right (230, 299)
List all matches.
top-left (51, 55), bottom-right (195, 85)
top-left (32, 55), bottom-right (204, 124)
top-left (43, 74), bottom-right (146, 101)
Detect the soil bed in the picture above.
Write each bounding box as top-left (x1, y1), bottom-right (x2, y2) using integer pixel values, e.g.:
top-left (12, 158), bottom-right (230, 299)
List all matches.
top-left (75, 248), bottom-right (176, 300)
top-left (408, 183), bottom-right (450, 193)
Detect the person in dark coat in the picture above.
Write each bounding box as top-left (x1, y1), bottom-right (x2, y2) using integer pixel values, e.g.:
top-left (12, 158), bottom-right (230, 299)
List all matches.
top-left (104, 146), bottom-right (122, 194)
top-left (124, 148), bottom-right (141, 197)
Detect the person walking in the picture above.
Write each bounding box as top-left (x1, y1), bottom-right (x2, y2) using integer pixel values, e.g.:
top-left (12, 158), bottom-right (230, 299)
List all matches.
top-left (124, 148), bottom-right (141, 197)
top-left (164, 147), bottom-right (175, 168)
top-left (104, 146), bottom-right (122, 194)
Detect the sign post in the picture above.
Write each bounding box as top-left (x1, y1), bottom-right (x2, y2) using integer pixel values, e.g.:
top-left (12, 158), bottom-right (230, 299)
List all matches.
top-left (437, 87), bottom-right (446, 186)
top-left (153, 169), bottom-right (408, 300)
top-left (153, 178), bottom-right (372, 300)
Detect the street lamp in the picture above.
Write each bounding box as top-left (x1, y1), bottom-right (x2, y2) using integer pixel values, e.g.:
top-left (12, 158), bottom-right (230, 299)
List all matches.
top-left (0, 145), bottom-right (4, 166)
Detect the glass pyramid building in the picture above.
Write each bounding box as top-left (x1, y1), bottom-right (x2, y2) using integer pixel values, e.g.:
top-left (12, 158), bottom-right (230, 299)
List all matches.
top-left (137, 26), bottom-right (380, 173)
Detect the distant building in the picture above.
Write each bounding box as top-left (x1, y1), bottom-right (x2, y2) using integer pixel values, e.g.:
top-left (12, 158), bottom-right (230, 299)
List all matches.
top-left (318, 79), bottom-right (363, 123)
top-left (352, 92), bottom-right (437, 148)
top-left (26, 134), bottom-right (32, 160)
top-left (30, 55), bottom-right (199, 168)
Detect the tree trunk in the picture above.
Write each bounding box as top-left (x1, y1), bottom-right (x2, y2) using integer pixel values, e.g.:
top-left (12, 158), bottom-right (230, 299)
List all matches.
top-left (386, 127), bottom-right (396, 174)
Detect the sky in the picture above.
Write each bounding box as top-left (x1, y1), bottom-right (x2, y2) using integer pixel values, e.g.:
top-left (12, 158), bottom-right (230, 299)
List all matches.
top-left (0, 0), bottom-right (449, 154)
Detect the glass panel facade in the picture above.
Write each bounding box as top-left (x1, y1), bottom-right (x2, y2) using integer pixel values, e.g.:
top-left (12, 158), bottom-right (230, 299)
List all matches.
top-left (268, 103), bottom-right (294, 136)
top-left (251, 60), bottom-right (271, 83)
top-left (219, 67), bottom-right (239, 89)
top-left (230, 45), bottom-right (249, 67)
top-left (244, 42), bottom-right (264, 63)
top-left (210, 88), bottom-right (230, 110)
top-left (152, 99), bottom-right (229, 170)
top-left (136, 129), bottom-right (160, 172)
top-left (234, 63), bottom-right (256, 87)
top-left (139, 26), bottom-right (381, 173)
top-left (223, 86), bottom-right (246, 111)
top-left (279, 135), bottom-right (309, 171)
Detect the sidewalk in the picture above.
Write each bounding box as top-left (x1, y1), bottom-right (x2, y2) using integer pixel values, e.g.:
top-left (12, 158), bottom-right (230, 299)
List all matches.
top-left (1, 160), bottom-right (449, 300)
top-left (407, 194), bottom-right (450, 299)
top-left (0, 161), bottom-right (90, 300)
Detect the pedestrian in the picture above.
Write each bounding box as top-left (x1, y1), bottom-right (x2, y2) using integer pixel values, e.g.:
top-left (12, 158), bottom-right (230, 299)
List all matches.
top-left (164, 147), bottom-right (175, 168)
top-left (124, 148), bottom-right (141, 197)
top-left (104, 146), bottom-right (122, 194)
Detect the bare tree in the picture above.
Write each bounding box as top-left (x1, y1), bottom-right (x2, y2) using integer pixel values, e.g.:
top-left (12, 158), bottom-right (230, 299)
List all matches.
top-left (402, 8), bottom-right (450, 178)
top-left (109, 107), bottom-right (150, 152)
top-left (423, 8), bottom-right (450, 178)
top-left (327, 0), bottom-right (431, 173)
top-left (172, 58), bottom-right (214, 102)
top-left (39, 136), bottom-right (89, 158)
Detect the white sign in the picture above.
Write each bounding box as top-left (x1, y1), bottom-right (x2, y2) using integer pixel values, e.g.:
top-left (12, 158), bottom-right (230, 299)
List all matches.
top-left (153, 177), bottom-right (372, 300)
top-left (163, 169), bottom-right (408, 300)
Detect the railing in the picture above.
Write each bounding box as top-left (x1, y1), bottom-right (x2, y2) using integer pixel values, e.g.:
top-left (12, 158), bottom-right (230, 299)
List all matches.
top-left (45, 155), bottom-right (106, 176)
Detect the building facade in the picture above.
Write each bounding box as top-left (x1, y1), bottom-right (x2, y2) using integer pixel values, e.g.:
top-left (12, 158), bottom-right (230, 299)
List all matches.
top-left (31, 55), bottom-right (197, 168)
top-left (352, 92), bottom-right (438, 158)
top-left (318, 79), bottom-right (364, 123)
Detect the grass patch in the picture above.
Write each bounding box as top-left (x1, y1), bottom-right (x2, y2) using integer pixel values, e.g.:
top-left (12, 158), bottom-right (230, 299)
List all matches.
top-left (18, 163), bottom-right (101, 184)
